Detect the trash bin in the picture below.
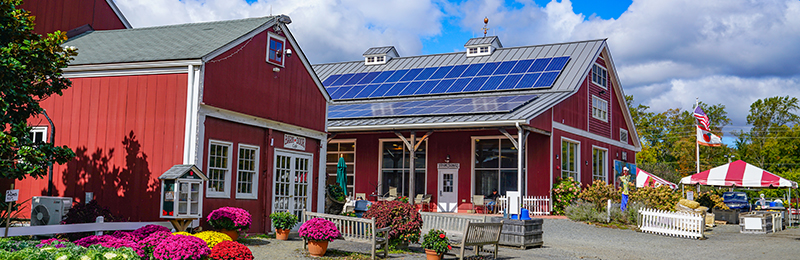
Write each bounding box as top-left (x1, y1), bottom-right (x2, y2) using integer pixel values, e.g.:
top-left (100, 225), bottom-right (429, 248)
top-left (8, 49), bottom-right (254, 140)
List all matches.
top-left (354, 200), bottom-right (370, 218)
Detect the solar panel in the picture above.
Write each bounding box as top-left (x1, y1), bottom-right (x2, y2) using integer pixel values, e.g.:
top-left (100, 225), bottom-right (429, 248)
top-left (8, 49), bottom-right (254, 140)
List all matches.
top-left (328, 94), bottom-right (538, 119)
top-left (323, 56), bottom-right (569, 100)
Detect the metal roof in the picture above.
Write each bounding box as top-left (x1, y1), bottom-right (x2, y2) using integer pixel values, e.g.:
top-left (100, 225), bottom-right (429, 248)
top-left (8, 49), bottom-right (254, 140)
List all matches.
top-left (314, 39), bottom-right (607, 131)
top-left (65, 16), bottom-right (277, 65)
top-left (363, 46), bottom-right (398, 56)
top-left (158, 164), bottom-right (208, 181)
top-left (464, 36), bottom-right (502, 47)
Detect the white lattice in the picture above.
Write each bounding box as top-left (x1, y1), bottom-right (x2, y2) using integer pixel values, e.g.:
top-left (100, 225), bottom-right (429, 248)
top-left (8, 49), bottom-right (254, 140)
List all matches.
top-left (638, 208), bottom-right (705, 239)
top-left (497, 196), bottom-right (551, 216)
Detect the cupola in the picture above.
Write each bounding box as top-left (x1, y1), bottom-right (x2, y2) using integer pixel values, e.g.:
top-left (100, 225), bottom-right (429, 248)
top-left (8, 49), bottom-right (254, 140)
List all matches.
top-left (464, 36), bottom-right (502, 57)
top-left (363, 46), bottom-right (399, 65)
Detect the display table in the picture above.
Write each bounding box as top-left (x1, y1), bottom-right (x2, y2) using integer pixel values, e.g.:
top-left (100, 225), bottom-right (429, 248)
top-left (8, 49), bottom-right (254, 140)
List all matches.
top-left (740, 212), bottom-right (781, 234)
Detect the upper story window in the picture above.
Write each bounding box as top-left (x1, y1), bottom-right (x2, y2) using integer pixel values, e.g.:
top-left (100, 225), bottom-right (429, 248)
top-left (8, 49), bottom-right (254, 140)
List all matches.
top-left (207, 140), bottom-right (232, 198)
top-left (592, 64), bottom-right (608, 88)
top-left (480, 46), bottom-right (489, 53)
top-left (592, 95), bottom-right (608, 122)
top-left (365, 55), bottom-right (387, 65)
top-left (376, 56), bottom-right (384, 62)
top-left (367, 57), bottom-right (375, 63)
top-left (267, 33), bottom-right (286, 66)
top-left (31, 127), bottom-right (47, 143)
top-left (469, 47), bottom-right (478, 54)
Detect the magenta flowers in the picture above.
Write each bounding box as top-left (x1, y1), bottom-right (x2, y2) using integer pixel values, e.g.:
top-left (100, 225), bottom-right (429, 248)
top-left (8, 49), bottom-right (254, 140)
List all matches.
top-left (298, 218), bottom-right (341, 242)
top-left (153, 234), bottom-right (210, 260)
top-left (207, 207), bottom-right (252, 231)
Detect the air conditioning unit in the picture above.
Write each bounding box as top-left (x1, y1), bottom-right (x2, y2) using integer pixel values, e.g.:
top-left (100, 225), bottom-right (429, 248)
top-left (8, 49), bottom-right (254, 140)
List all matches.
top-left (31, 196), bottom-right (73, 226)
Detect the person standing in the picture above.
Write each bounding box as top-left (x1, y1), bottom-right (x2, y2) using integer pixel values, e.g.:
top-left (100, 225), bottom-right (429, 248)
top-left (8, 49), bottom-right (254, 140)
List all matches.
top-left (620, 167), bottom-right (631, 211)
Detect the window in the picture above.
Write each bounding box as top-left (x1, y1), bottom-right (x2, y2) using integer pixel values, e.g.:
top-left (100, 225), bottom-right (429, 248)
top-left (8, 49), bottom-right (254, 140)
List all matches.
top-left (561, 139), bottom-right (579, 182)
top-left (380, 140), bottom-right (426, 197)
top-left (236, 144), bottom-right (259, 199)
top-left (592, 147), bottom-right (607, 182)
top-left (267, 34), bottom-right (285, 66)
top-left (30, 127), bottom-right (47, 143)
top-left (376, 56), bottom-right (384, 62)
top-left (474, 137), bottom-right (521, 196)
top-left (480, 46), bottom-right (489, 53)
top-left (207, 140), bottom-right (232, 197)
top-left (367, 57), bottom-right (375, 63)
top-left (326, 141), bottom-right (355, 196)
top-left (592, 95), bottom-right (608, 122)
top-left (469, 47), bottom-right (478, 54)
top-left (620, 129), bottom-right (629, 144)
top-left (592, 64), bottom-right (608, 88)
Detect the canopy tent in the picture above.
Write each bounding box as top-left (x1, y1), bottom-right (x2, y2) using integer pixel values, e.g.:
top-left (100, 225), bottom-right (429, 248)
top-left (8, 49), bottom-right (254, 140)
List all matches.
top-left (680, 160), bottom-right (798, 188)
top-left (636, 168), bottom-right (678, 189)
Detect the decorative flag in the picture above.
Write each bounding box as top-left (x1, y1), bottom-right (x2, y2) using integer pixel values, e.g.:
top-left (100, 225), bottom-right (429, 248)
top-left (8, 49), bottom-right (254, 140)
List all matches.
top-left (696, 127), bottom-right (722, 147)
top-left (693, 106), bottom-right (711, 131)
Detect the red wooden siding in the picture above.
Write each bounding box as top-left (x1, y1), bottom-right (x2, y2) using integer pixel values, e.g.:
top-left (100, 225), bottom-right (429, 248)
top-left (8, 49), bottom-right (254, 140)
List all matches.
top-left (588, 74), bottom-right (611, 137)
top-left (609, 63), bottom-right (631, 146)
top-left (526, 132), bottom-right (552, 196)
top-left (552, 78), bottom-right (588, 130)
top-left (203, 28), bottom-right (328, 133)
top-left (551, 128), bottom-right (636, 186)
top-left (21, 0), bottom-right (127, 36)
top-left (19, 73), bottom-right (188, 221)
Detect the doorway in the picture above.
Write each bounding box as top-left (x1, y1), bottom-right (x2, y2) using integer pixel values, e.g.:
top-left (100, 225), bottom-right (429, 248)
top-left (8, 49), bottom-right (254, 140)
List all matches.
top-left (437, 163), bottom-right (459, 212)
top-left (272, 149), bottom-right (313, 229)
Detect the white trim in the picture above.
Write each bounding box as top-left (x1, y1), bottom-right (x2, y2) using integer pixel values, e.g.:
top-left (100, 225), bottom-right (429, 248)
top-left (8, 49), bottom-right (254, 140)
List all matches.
top-left (591, 63), bottom-right (608, 89)
top-left (200, 104), bottom-right (326, 141)
top-left (202, 21), bottom-right (276, 62)
top-left (206, 140), bottom-right (233, 198)
top-left (470, 135), bottom-right (521, 196)
top-left (183, 65), bottom-right (201, 164)
top-left (272, 148), bottom-right (314, 216)
top-left (591, 145), bottom-right (609, 183)
top-left (277, 23), bottom-right (332, 101)
top-left (328, 119), bottom-right (527, 132)
top-left (601, 45), bottom-right (642, 149)
top-left (63, 60), bottom-right (201, 78)
top-left (377, 138), bottom-right (428, 197)
top-left (235, 143), bottom-right (260, 200)
top-left (560, 137), bottom-right (580, 183)
top-left (553, 122), bottom-right (641, 152)
top-left (30, 126), bottom-right (48, 143)
top-left (266, 32), bottom-right (287, 67)
top-left (105, 0), bottom-right (132, 29)
top-left (195, 66), bottom-right (207, 168)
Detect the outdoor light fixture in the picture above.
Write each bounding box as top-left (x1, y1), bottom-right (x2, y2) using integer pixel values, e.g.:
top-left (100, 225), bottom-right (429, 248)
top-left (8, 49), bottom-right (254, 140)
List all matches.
top-left (599, 90), bottom-right (606, 95)
top-left (445, 154), bottom-right (450, 163)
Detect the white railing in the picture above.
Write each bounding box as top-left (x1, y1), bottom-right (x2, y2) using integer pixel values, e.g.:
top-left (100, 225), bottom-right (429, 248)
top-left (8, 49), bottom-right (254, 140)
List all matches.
top-left (638, 208), bottom-right (704, 239)
top-left (3, 217), bottom-right (173, 237)
top-left (497, 196), bottom-right (551, 216)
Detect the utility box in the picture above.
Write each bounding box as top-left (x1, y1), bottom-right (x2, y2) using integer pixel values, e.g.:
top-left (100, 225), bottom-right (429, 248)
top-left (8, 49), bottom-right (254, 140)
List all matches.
top-left (159, 165), bottom-right (208, 219)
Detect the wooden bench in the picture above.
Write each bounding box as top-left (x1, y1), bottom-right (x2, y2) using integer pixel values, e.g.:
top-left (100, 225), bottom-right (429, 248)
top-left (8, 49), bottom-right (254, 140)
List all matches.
top-left (302, 210), bottom-right (391, 259)
top-left (446, 221), bottom-right (504, 260)
top-left (420, 212), bottom-right (487, 237)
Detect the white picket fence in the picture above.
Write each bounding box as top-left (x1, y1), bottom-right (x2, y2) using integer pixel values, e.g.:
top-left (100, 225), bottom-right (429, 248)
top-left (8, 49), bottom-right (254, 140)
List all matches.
top-left (497, 195), bottom-right (551, 216)
top-left (638, 208), bottom-right (704, 239)
top-left (3, 217), bottom-right (173, 237)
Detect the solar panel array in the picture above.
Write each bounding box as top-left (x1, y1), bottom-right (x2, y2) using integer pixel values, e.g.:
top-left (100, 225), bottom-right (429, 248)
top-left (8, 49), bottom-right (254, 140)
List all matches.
top-left (323, 56), bottom-right (569, 100)
top-left (328, 94), bottom-right (538, 119)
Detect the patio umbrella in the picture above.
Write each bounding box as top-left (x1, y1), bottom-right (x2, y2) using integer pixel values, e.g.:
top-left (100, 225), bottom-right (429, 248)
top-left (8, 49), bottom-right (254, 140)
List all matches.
top-left (337, 156), bottom-right (348, 197)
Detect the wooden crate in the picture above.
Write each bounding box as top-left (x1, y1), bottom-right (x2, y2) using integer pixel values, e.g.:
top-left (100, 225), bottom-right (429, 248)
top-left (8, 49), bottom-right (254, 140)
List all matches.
top-left (491, 217), bottom-right (543, 249)
top-left (739, 212), bottom-right (774, 234)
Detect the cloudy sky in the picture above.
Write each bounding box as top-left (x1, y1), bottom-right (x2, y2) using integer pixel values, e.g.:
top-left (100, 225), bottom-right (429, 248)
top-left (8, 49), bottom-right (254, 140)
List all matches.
top-left (115, 0), bottom-right (800, 144)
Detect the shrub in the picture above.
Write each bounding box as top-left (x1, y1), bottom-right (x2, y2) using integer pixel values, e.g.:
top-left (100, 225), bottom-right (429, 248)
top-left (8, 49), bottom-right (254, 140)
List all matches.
top-left (133, 224), bottom-right (171, 238)
top-left (61, 200), bottom-right (118, 241)
top-left (326, 185), bottom-right (345, 201)
top-left (578, 179), bottom-right (621, 210)
top-left (138, 231), bottom-right (172, 258)
top-left (269, 211), bottom-right (298, 230)
top-left (552, 177), bottom-right (582, 215)
top-left (363, 200), bottom-right (422, 249)
top-left (193, 231), bottom-right (233, 249)
top-left (421, 229), bottom-right (451, 255)
top-left (208, 240), bottom-right (254, 260)
top-left (208, 207), bottom-right (252, 231)
top-left (696, 191), bottom-right (728, 210)
top-left (298, 218), bottom-right (341, 242)
top-left (565, 200), bottom-right (601, 222)
top-left (629, 186), bottom-right (681, 211)
top-left (152, 234), bottom-right (210, 260)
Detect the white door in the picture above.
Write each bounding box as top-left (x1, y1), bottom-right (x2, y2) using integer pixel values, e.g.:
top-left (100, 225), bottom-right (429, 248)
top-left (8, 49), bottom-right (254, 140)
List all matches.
top-left (437, 163), bottom-right (459, 212)
top-left (272, 149), bottom-right (313, 229)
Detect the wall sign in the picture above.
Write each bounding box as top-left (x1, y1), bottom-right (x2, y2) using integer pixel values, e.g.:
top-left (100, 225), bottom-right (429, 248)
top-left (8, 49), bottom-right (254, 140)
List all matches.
top-left (5, 190), bottom-right (18, 202)
top-left (284, 134), bottom-right (306, 150)
top-left (437, 163), bottom-right (460, 169)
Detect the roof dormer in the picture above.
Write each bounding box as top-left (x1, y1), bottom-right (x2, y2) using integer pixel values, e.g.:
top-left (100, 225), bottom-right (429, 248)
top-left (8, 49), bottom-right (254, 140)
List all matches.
top-left (465, 36), bottom-right (502, 57)
top-left (363, 46), bottom-right (399, 65)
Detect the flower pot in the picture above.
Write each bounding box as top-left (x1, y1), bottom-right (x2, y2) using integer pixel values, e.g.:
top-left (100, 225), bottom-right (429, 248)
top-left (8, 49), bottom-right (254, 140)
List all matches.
top-left (307, 240), bottom-right (329, 257)
top-left (276, 228), bottom-right (290, 240)
top-left (220, 229), bottom-right (239, 241)
top-left (425, 249), bottom-right (443, 260)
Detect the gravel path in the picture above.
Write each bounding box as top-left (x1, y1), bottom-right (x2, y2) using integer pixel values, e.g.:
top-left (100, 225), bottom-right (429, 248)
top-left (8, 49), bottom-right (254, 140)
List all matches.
top-left (246, 218), bottom-right (800, 259)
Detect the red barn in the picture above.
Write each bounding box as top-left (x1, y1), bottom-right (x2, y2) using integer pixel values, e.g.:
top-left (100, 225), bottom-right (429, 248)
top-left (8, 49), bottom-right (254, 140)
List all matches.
top-left (19, 0), bottom-right (130, 36)
top-left (20, 16), bottom-right (330, 233)
top-left (313, 37), bottom-right (641, 212)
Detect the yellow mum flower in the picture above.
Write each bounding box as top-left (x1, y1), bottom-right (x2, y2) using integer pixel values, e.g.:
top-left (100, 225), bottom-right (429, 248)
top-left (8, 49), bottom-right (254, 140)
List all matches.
top-left (192, 231), bottom-right (232, 249)
top-left (172, 231), bottom-right (192, 236)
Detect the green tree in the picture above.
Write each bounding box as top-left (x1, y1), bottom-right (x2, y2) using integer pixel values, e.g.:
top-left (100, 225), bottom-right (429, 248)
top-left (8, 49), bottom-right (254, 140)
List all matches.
top-left (0, 0), bottom-right (76, 180)
top-left (735, 96), bottom-right (800, 169)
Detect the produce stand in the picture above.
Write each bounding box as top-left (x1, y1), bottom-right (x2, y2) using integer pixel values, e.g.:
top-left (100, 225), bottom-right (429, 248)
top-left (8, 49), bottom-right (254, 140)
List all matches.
top-left (739, 212), bottom-right (779, 234)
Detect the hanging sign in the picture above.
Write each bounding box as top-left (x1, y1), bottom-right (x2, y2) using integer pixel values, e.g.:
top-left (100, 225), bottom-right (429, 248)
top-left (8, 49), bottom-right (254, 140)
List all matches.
top-left (5, 190), bottom-right (18, 203)
top-left (284, 134), bottom-right (306, 150)
top-left (437, 163), bottom-right (460, 169)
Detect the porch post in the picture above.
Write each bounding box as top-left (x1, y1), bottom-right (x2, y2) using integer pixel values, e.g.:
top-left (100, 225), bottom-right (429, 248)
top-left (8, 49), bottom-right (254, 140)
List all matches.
top-left (409, 132), bottom-right (416, 205)
top-left (516, 123), bottom-right (525, 195)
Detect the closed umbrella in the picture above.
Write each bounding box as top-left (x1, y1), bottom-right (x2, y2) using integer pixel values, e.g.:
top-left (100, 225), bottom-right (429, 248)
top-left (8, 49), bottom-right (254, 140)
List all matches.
top-left (337, 156), bottom-right (348, 197)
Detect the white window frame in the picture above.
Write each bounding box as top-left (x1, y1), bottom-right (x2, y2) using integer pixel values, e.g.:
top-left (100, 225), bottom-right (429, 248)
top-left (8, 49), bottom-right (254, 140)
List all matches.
top-left (592, 95), bottom-right (608, 122)
top-left (620, 129), bottom-right (629, 144)
top-left (235, 144), bottom-right (259, 199)
top-left (592, 146), bottom-right (608, 183)
top-left (266, 32), bottom-right (286, 67)
top-left (366, 57), bottom-right (375, 63)
top-left (206, 140), bottom-right (233, 198)
top-left (365, 55), bottom-right (387, 65)
top-left (479, 46), bottom-right (489, 53)
top-left (468, 47), bottom-right (478, 54)
top-left (561, 137), bottom-right (580, 183)
top-left (326, 139), bottom-right (356, 196)
top-left (591, 64), bottom-right (608, 89)
top-left (376, 56), bottom-right (384, 62)
top-left (30, 126), bottom-right (48, 143)
top-left (471, 135), bottom-right (522, 196)
top-left (378, 138), bottom-right (427, 197)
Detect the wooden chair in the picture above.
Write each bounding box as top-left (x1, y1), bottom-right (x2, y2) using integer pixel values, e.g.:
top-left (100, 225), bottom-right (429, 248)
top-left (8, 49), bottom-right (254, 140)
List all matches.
top-left (422, 194), bottom-right (432, 211)
top-left (384, 187), bottom-right (397, 201)
top-left (472, 195), bottom-right (485, 214)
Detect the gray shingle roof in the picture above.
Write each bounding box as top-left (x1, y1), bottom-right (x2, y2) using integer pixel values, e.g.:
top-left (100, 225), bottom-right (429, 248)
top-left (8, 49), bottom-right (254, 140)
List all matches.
top-left (363, 46), bottom-right (397, 56)
top-left (65, 16), bottom-right (277, 65)
top-left (159, 164), bottom-right (208, 180)
top-left (464, 36), bottom-right (501, 47)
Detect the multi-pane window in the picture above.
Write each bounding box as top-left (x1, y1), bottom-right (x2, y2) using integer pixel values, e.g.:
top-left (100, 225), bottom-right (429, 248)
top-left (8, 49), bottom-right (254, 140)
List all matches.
top-left (380, 140), bottom-right (426, 197)
top-left (592, 148), bottom-right (607, 182)
top-left (469, 47), bottom-right (478, 54)
top-left (474, 137), bottom-right (521, 196)
top-left (376, 56), bottom-right (384, 62)
top-left (236, 144), bottom-right (259, 199)
top-left (620, 129), bottom-right (629, 144)
top-left (592, 95), bottom-right (608, 122)
top-left (268, 34), bottom-right (285, 65)
top-left (561, 139), bottom-right (579, 182)
top-left (30, 127), bottom-right (47, 143)
top-left (326, 141), bottom-right (355, 196)
top-left (480, 46), bottom-right (489, 53)
top-left (367, 57), bottom-right (375, 63)
top-left (592, 64), bottom-right (608, 88)
top-left (207, 141), bottom-right (232, 197)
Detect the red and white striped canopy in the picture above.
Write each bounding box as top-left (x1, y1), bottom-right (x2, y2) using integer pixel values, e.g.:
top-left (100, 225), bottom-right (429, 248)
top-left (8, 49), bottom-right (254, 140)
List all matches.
top-left (636, 168), bottom-right (678, 189)
top-left (680, 160), bottom-right (798, 188)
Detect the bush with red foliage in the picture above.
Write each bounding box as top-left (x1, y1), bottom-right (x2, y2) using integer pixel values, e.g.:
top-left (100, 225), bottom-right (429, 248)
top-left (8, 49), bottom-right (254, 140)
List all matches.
top-left (208, 240), bottom-right (254, 260)
top-left (362, 200), bottom-right (422, 248)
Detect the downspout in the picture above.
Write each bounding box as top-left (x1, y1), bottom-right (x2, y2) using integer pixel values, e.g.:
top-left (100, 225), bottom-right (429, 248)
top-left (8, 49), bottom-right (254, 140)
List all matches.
top-left (516, 122), bottom-right (523, 195)
top-left (44, 110), bottom-right (55, 196)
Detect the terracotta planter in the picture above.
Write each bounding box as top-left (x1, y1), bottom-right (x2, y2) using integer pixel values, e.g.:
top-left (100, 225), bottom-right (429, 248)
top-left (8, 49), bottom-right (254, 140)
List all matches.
top-left (276, 228), bottom-right (290, 240)
top-left (425, 249), bottom-right (443, 260)
top-left (307, 240), bottom-right (329, 257)
top-left (220, 229), bottom-right (239, 241)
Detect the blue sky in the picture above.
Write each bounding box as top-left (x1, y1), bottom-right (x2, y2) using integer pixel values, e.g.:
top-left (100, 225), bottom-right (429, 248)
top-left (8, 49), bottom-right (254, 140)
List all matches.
top-left (116, 0), bottom-right (800, 148)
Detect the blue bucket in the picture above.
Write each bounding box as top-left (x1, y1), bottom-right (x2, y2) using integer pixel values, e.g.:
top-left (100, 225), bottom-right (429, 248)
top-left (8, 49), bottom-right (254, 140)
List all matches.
top-left (520, 208), bottom-right (532, 220)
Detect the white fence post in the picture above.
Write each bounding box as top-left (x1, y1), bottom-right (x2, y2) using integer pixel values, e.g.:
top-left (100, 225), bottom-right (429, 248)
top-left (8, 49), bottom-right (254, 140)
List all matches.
top-left (497, 195), bottom-right (552, 218)
top-left (95, 216), bottom-right (104, 236)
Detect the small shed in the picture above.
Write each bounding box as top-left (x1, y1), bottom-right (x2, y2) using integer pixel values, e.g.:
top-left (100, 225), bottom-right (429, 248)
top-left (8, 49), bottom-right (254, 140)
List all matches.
top-left (159, 164), bottom-right (208, 220)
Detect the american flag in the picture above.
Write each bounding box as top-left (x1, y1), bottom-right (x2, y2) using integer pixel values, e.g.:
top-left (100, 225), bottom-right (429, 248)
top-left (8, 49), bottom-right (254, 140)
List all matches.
top-left (693, 106), bottom-right (710, 131)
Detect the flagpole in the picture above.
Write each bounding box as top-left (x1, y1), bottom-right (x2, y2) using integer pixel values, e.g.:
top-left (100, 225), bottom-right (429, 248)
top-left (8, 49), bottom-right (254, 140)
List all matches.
top-left (696, 98), bottom-right (700, 174)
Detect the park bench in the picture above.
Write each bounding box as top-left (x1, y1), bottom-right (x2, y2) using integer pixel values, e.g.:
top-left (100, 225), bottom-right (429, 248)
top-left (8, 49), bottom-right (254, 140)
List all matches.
top-left (420, 212), bottom-right (486, 237)
top-left (302, 210), bottom-right (391, 259)
top-left (446, 221), bottom-right (504, 260)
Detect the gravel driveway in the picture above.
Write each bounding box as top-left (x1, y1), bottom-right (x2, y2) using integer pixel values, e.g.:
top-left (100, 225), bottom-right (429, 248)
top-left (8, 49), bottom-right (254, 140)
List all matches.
top-left (247, 218), bottom-right (800, 259)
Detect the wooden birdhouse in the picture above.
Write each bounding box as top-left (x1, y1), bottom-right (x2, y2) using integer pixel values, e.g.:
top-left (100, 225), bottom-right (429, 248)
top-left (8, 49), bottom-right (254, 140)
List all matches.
top-left (159, 164), bottom-right (208, 219)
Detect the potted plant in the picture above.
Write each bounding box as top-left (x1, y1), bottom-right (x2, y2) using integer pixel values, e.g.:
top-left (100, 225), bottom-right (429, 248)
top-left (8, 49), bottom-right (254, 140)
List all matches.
top-left (298, 218), bottom-right (341, 257)
top-left (325, 185), bottom-right (346, 215)
top-left (269, 211), bottom-right (298, 240)
top-left (207, 207), bottom-right (252, 241)
top-left (421, 229), bottom-right (451, 260)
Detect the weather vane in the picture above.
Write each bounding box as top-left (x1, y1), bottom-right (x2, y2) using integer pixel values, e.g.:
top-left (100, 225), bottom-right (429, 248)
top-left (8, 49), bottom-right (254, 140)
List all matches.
top-left (482, 17), bottom-right (489, 37)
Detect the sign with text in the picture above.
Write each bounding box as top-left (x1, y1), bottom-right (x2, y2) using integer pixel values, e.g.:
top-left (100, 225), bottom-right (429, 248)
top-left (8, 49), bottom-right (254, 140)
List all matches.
top-left (5, 190), bottom-right (19, 202)
top-left (437, 163), bottom-right (460, 169)
top-left (284, 134), bottom-right (306, 150)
